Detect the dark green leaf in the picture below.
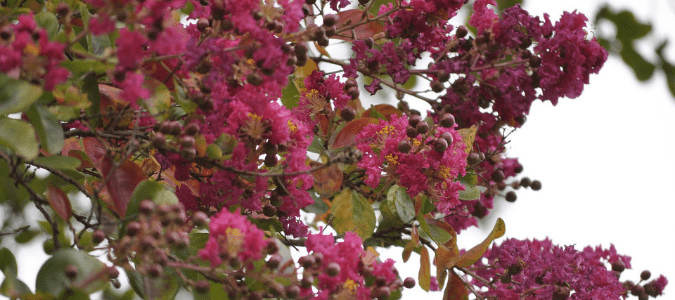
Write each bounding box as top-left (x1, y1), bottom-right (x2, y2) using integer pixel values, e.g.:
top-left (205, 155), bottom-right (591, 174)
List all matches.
top-left (27, 104), bottom-right (64, 155)
top-left (33, 156), bottom-right (82, 170)
top-left (0, 75), bottom-right (43, 116)
top-left (36, 248), bottom-right (108, 296)
top-left (620, 43), bottom-right (655, 81)
top-left (0, 248), bottom-right (18, 276)
top-left (0, 118), bottom-right (39, 160)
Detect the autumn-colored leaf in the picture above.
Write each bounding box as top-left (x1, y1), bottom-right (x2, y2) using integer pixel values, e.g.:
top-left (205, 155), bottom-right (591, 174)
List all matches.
top-left (363, 104), bottom-right (402, 121)
top-left (330, 188), bottom-right (376, 240)
top-left (292, 58), bottom-right (318, 94)
top-left (142, 61), bottom-right (179, 91)
top-left (100, 155), bottom-right (148, 217)
top-left (82, 137), bottom-right (106, 171)
top-left (46, 183), bottom-right (72, 222)
top-left (333, 9), bottom-right (385, 41)
top-left (455, 218), bottom-right (505, 268)
top-left (443, 270), bottom-right (469, 300)
top-left (98, 84), bottom-right (133, 129)
top-left (458, 125), bottom-right (477, 154)
top-left (312, 164), bottom-right (343, 198)
top-left (61, 137), bottom-right (94, 169)
top-left (330, 117), bottom-right (379, 149)
top-left (402, 239), bottom-right (415, 263)
top-left (419, 246), bottom-right (431, 292)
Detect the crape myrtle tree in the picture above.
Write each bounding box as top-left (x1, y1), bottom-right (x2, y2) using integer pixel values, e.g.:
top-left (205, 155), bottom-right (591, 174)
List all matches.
top-left (0, 0), bottom-right (668, 298)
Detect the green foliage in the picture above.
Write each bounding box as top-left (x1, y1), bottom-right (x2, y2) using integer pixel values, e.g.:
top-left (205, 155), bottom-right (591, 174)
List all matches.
top-left (36, 248), bottom-right (108, 297)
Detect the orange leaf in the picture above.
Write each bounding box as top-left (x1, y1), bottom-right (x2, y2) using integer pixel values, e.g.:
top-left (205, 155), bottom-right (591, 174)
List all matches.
top-left (46, 184), bottom-right (72, 222)
top-left (419, 246), bottom-right (431, 292)
top-left (98, 84), bottom-right (134, 129)
top-left (402, 239), bottom-right (415, 263)
top-left (311, 164), bottom-right (343, 198)
top-left (334, 9), bottom-right (385, 41)
top-left (330, 117), bottom-right (379, 149)
top-left (363, 104), bottom-right (402, 121)
top-left (443, 270), bottom-right (469, 300)
top-left (455, 218), bottom-right (505, 268)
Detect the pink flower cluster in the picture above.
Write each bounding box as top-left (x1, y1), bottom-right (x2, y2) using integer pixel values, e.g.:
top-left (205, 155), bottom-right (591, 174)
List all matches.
top-left (469, 238), bottom-right (668, 299)
top-left (0, 13), bottom-right (69, 90)
top-left (303, 232), bottom-right (398, 299)
top-left (355, 115), bottom-right (467, 213)
top-left (199, 208), bottom-right (268, 266)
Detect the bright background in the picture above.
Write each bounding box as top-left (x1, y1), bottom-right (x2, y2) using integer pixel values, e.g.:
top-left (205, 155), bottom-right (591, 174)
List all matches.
top-left (2, 1), bottom-right (674, 299)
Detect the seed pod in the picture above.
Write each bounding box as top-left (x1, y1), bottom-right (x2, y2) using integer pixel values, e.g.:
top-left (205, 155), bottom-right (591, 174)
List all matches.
top-left (641, 270), bottom-right (651, 280)
top-left (180, 136), bottom-right (196, 148)
top-left (266, 255), bottom-right (281, 269)
top-left (126, 221), bottom-right (141, 237)
top-left (92, 230), bottom-right (106, 244)
top-left (520, 177), bottom-right (532, 188)
top-left (184, 123), bottom-right (200, 136)
top-left (151, 133), bottom-right (166, 148)
top-left (264, 154), bottom-right (278, 167)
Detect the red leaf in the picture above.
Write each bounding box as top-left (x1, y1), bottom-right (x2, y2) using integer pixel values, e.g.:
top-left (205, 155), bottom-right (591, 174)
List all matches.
top-left (311, 164), bottom-right (343, 198)
top-left (330, 117), bottom-right (379, 149)
top-left (46, 184), bottom-right (72, 222)
top-left (101, 155), bottom-right (147, 217)
top-left (443, 270), bottom-right (469, 300)
top-left (62, 137), bottom-right (94, 169)
top-left (82, 137), bottom-right (106, 171)
top-left (333, 9), bottom-right (385, 41)
top-left (363, 104), bottom-right (402, 121)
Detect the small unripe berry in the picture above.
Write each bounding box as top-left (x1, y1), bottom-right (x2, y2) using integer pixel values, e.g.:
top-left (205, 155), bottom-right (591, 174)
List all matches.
top-left (340, 106), bottom-right (356, 121)
top-left (641, 270), bottom-right (651, 280)
top-left (491, 170), bottom-right (505, 183)
top-left (530, 180), bottom-right (542, 191)
top-left (151, 133), bottom-right (166, 148)
top-left (397, 139), bottom-right (412, 153)
top-left (433, 138), bottom-right (448, 153)
top-left (456, 25), bottom-right (468, 38)
top-left (431, 80), bottom-right (444, 93)
top-left (403, 277), bottom-right (415, 289)
top-left (197, 18), bottom-right (210, 32)
top-left (56, 3), bottom-right (70, 18)
top-left (347, 86), bottom-right (360, 100)
top-left (439, 113), bottom-right (455, 128)
top-left (505, 191), bottom-right (517, 202)
top-left (264, 154), bottom-right (278, 167)
top-left (126, 221), bottom-right (141, 236)
top-left (415, 121), bottom-right (429, 134)
top-left (192, 211), bottom-right (208, 227)
top-left (408, 115), bottom-right (422, 127)
top-left (323, 14), bottom-right (339, 27)
top-left (611, 260), bottom-right (626, 273)
top-left (406, 126), bottom-right (418, 138)
top-left (92, 230), bottom-right (106, 244)
top-left (520, 177), bottom-right (532, 188)
top-left (266, 256), bottom-right (281, 269)
top-left (326, 262), bottom-right (341, 277)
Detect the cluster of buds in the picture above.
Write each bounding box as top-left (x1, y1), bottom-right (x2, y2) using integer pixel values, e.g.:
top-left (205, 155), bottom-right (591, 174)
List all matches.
top-left (152, 121), bottom-right (200, 160)
top-left (622, 269), bottom-right (668, 300)
top-left (112, 201), bottom-right (205, 278)
top-left (398, 113), bottom-right (456, 154)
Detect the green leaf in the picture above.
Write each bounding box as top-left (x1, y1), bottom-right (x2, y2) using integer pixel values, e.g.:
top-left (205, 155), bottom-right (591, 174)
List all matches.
top-left (455, 218), bottom-right (506, 268)
top-left (386, 185), bottom-right (416, 223)
top-left (60, 60), bottom-right (112, 78)
top-left (0, 118), bottom-right (39, 161)
top-left (125, 269), bottom-right (146, 299)
top-left (303, 191), bottom-right (329, 215)
top-left (27, 104), bottom-right (64, 155)
top-left (281, 77), bottom-right (300, 109)
top-left (458, 174), bottom-right (481, 200)
top-left (417, 213), bottom-right (453, 245)
top-left (35, 12), bottom-right (59, 40)
top-left (1, 276), bottom-right (32, 299)
top-left (82, 73), bottom-right (100, 129)
top-left (193, 279), bottom-right (229, 300)
top-left (143, 79), bottom-right (172, 121)
top-left (125, 179), bottom-right (178, 218)
top-left (0, 248), bottom-right (18, 277)
top-left (331, 188), bottom-right (376, 240)
top-left (36, 248), bottom-right (108, 296)
top-left (620, 43), bottom-right (655, 81)
top-left (0, 75), bottom-right (43, 116)
top-left (33, 156), bottom-right (82, 170)
top-left (656, 42), bottom-right (675, 98)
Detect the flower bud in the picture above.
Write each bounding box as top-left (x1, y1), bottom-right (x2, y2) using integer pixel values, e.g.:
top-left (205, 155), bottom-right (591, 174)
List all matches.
top-left (146, 264), bottom-right (163, 278)
top-left (151, 133), bottom-right (166, 148)
top-left (323, 14), bottom-right (339, 27)
top-left (397, 139), bottom-right (412, 153)
top-left (266, 255), bottom-right (281, 269)
top-left (326, 262), bottom-right (341, 277)
top-left (406, 126), bottom-right (418, 138)
top-left (520, 177), bottom-right (532, 188)
top-left (107, 266), bottom-right (120, 279)
top-left (298, 255), bottom-right (315, 268)
top-left (403, 277), bottom-right (415, 289)
top-left (112, 279), bottom-right (121, 289)
top-left (126, 221), bottom-right (141, 237)
top-left (505, 191), bottom-right (517, 202)
top-left (439, 113), bottom-right (455, 128)
top-left (285, 285), bottom-right (301, 299)
top-left (264, 154), bottom-right (278, 167)
top-left (408, 115), bottom-right (422, 127)
top-left (300, 274), bottom-right (314, 288)
top-left (364, 37), bottom-right (374, 48)
top-left (181, 148), bottom-right (197, 161)
top-left (56, 3), bottom-right (71, 18)
top-left (431, 80), bottom-right (444, 93)
top-left (265, 240), bottom-right (279, 254)
top-left (456, 25), bottom-right (468, 38)
top-left (641, 270), bottom-right (651, 280)
top-left (491, 170), bottom-right (505, 183)
top-left (467, 152), bottom-right (480, 165)
top-left (415, 121), bottom-right (429, 134)
top-left (340, 106), bottom-right (356, 121)
top-left (433, 138), bottom-right (448, 153)
top-left (611, 260), bottom-right (626, 273)
top-left (530, 180), bottom-right (542, 191)
top-left (92, 230), bottom-right (106, 244)
top-left (553, 286), bottom-right (570, 300)
top-left (197, 18), bottom-right (210, 32)
top-left (440, 132), bottom-right (453, 145)
top-left (263, 205), bottom-right (277, 217)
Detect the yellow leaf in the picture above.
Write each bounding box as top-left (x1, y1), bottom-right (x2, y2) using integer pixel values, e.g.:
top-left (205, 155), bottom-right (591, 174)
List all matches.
top-left (457, 125), bottom-right (477, 153)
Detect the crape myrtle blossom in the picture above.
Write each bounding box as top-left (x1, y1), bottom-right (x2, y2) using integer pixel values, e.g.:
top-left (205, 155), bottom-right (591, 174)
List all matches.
top-left (199, 208), bottom-right (268, 266)
top-left (355, 115), bottom-right (468, 214)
